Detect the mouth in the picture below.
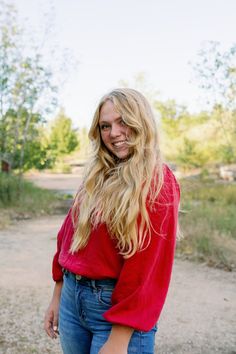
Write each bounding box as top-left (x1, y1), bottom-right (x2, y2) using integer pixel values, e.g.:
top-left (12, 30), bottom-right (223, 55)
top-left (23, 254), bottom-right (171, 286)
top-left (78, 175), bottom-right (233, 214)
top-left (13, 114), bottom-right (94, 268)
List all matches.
top-left (112, 140), bottom-right (127, 147)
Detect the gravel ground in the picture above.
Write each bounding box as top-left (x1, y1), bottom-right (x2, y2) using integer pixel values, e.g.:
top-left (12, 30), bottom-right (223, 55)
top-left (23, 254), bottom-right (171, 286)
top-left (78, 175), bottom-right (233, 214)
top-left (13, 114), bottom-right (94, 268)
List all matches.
top-left (0, 215), bottom-right (236, 354)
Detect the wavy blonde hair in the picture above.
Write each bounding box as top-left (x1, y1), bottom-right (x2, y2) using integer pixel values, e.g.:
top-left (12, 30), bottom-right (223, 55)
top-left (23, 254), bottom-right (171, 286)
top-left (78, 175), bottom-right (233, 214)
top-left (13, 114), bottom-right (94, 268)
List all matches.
top-left (71, 88), bottom-right (163, 258)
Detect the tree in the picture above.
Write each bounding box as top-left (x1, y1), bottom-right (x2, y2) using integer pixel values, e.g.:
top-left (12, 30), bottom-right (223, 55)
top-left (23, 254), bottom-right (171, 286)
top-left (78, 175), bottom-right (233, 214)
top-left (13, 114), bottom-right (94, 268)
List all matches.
top-left (154, 98), bottom-right (221, 168)
top-left (194, 41), bottom-right (236, 109)
top-left (0, 1), bottom-right (57, 172)
top-left (77, 126), bottom-right (90, 159)
top-left (193, 41), bottom-right (236, 163)
top-left (49, 109), bottom-right (78, 157)
top-left (176, 138), bottom-right (208, 169)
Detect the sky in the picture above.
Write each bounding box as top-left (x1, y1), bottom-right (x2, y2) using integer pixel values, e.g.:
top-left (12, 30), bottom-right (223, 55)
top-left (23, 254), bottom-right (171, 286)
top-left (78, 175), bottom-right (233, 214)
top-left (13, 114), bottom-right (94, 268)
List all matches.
top-left (11, 0), bottom-right (236, 128)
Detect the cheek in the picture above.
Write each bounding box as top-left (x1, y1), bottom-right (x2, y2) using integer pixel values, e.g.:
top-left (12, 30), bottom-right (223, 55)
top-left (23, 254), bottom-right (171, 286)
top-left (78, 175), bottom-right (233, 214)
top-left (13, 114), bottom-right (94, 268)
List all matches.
top-left (125, 126), bottom-right (132, 138)
top-left (100, 131), bottom-right (109, 145)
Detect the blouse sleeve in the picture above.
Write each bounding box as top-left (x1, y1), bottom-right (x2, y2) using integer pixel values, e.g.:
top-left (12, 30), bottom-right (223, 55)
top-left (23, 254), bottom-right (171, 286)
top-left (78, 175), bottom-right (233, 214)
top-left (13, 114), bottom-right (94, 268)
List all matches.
top-left (52, 209), bottom-right (72, 282)
top-left (103, 166), bottom-right (180, 331)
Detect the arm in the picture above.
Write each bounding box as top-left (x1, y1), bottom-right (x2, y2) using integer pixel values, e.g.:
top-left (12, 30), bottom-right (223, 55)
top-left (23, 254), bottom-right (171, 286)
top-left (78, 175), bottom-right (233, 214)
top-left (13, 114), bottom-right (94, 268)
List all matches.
top-left (99, 324), bottom-right (134, 354)
top-left (44, 209), bottom-right (72, 338)
top-left (103, 166), bottom-right (180, 331)
top-left (44, 280), bottom-right (63, 339)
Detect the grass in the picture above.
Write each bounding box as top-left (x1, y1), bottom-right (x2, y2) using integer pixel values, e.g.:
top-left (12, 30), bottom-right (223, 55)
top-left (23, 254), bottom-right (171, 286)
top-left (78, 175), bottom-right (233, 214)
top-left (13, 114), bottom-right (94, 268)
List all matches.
top-left (0, 172), bottom-right (69, 228)
top-left (177, 177), bottom-right (236, 271)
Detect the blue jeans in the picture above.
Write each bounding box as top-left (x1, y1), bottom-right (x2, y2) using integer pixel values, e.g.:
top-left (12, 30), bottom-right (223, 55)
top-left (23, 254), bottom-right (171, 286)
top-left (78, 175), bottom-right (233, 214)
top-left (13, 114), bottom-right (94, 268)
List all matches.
top-left (59, 270), bottom-right (157, 354)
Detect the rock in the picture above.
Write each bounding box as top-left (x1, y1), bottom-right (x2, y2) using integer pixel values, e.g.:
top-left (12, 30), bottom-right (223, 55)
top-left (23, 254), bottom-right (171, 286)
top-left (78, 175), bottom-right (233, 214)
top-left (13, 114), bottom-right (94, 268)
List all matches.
top-left (219, 164), bottom-right (236, 181)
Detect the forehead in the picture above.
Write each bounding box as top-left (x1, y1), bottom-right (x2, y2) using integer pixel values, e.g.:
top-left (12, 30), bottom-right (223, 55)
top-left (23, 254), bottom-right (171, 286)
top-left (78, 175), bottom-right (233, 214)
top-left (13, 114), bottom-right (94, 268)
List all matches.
top-left (99, 100), bottom-right (121, 122)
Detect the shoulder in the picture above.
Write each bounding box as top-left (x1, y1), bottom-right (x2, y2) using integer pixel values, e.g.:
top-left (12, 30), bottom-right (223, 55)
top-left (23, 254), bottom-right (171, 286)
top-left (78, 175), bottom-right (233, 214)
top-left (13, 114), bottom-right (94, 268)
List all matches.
top-left (154, 163), bottom-right (180, 205)
top-left (147, 164), bottom-right (180, 236)
top-left (163, 164), bottom-right (180, 193)
top-left (59, 208), bottom-right (73, 234)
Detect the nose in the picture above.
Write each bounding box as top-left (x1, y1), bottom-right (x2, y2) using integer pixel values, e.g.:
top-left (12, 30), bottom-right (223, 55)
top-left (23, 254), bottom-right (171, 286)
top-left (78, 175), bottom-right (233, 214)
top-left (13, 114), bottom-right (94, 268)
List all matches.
top-left (110, 123), bottom-right (121, 137)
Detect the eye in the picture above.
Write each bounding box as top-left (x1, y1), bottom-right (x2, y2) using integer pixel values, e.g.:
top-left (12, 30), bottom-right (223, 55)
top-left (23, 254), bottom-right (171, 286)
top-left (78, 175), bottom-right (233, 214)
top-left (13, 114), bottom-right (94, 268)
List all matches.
top-left (100, 123), bottom-right (110, 131)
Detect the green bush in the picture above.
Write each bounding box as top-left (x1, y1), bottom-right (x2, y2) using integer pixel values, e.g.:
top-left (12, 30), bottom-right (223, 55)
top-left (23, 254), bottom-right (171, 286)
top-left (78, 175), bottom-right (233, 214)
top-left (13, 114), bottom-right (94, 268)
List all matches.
top-left (0, 173), bottom-right (20, 204)
top-left (51, 161), bottom-right (72, 173)
top-left (0, 172), bottom-right (62, 214)
top-left (177, 178), bottom-right (236, 270)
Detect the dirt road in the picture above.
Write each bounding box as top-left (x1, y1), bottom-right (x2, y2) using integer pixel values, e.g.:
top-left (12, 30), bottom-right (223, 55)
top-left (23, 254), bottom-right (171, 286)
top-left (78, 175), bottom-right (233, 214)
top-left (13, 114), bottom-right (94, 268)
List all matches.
top-left (25, 172), bottom-right (83, 196)
top-left (0, 214), bottom-right (236, 354)
top-left (0, 173), bottom-right (236, 353)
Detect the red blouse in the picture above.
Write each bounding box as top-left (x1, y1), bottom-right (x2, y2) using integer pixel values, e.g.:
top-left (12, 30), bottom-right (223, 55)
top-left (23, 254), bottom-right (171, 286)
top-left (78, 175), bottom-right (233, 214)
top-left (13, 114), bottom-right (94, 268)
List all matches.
top-left (52, 164), bottom-right (180, 331)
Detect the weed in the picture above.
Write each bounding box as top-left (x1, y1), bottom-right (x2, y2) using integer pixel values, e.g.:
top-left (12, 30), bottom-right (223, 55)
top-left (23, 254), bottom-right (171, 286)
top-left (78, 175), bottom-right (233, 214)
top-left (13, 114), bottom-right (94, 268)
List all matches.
top-left (177, 178), bottom-right (236, 270)
top-left (0, 172), bottom-right (66, 226)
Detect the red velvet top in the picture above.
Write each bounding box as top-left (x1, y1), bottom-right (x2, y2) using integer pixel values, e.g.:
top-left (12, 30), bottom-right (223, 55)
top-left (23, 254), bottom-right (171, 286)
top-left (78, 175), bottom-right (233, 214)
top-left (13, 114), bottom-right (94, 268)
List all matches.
top-left (52, 164), bottom-right (180, 331)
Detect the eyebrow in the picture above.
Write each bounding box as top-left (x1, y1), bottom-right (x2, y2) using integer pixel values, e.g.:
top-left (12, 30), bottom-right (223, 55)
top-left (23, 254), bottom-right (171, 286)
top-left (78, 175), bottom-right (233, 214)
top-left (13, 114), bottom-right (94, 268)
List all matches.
top-left (99, 116), bottom-right (122, 124)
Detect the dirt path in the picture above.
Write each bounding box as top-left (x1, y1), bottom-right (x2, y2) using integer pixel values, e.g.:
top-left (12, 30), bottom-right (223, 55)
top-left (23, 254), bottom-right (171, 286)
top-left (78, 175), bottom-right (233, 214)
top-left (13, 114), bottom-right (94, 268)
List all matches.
top-left (1, 173), bottom-right (236, 353)
top-left (0, 214), bottom-right (236, 354)
top-left (25, 172), bottom-right (83, 196)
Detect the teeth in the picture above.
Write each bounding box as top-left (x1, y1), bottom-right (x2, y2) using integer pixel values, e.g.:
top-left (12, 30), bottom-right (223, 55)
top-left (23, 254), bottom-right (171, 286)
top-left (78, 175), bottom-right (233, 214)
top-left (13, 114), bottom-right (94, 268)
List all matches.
top-left (113, 141), bottom-right (126, 147)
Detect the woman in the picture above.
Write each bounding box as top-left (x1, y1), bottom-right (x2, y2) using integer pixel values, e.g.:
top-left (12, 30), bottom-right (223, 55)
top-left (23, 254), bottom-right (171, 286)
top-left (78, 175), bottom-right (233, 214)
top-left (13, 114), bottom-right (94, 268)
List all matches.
top-left (44, 88), bottom-right (180, 354)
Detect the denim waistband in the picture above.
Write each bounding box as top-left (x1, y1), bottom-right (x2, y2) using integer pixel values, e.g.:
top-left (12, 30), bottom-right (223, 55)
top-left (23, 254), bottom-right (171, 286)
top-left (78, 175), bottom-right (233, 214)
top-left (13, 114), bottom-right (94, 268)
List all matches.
top-left (62, 268), bottom-right (117, 288)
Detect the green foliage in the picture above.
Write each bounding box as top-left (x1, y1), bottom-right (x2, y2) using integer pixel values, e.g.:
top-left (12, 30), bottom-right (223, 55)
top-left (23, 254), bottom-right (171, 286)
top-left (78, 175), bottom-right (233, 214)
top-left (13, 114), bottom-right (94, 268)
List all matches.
top-left (177, 138), bottom-right (201, 168)
top-left (194, 41), bottom-right (236, 110)
top-left (195, 235), bottom-right (212, 255)
top-left (177, 178), bottom-right (236, 270)
top-left (51, 159), bottom-right (72, 173)
top-left (0, 1), bottom-right (57, 172)
top-left (181, 179), bottom-right (236, 206)
top-left (76, 127), bottom-right (90, 158)
top-left (192, 41), bottom-right (236, 164)
top-left (218, 144), bottom-right (235, 164)
top-left (156, 97), bottom-right (236, 168)
top-left (156, 99), bottom-right (215, 168)
top-left (0, 108), bottom-right (55, 170)
top-left (177, 138), bottom-right (210, 169)
top-left (0, 172), bottom-right (19, 204)
top-left (19, 139), bottom-right (56, 170)
top-left (49, 108), bottom-right (79, 157)
top-left (0, 172), bottom-right (60, 214)
top-left (153, 42), bottom-right (236, 169)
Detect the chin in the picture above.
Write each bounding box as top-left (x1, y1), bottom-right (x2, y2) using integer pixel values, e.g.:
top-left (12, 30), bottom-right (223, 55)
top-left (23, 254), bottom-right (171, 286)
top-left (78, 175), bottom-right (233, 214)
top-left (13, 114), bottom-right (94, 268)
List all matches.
top-left (115, 151), bottom-right (129, 160)
top-left (115, 152), bottom-right (132, 162)
top-left (118, 155), bottom-right (129, 160)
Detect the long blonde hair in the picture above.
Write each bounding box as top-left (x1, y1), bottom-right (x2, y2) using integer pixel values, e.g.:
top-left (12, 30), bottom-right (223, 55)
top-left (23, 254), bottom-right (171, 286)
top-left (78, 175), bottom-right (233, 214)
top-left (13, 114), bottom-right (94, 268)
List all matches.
top-left (71, 88), bottom-right (163, 258)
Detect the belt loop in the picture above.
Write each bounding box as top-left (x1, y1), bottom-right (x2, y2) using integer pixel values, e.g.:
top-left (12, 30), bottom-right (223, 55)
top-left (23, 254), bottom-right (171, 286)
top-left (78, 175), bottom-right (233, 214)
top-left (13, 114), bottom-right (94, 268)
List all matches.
top-left (91, 280), bottom-right (97, 289)
top-left (62, 268), bottom-right (69, 277)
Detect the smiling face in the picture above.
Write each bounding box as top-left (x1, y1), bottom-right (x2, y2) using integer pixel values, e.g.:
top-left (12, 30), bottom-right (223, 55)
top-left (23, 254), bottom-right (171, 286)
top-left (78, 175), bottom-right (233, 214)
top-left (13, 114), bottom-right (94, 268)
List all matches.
top-left (99, 100), bottom-right (132, 160)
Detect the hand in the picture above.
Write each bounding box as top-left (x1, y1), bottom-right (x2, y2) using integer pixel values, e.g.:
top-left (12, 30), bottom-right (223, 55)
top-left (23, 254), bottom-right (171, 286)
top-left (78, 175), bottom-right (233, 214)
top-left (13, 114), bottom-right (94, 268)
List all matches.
top-left (44, 281), bottom-right (63, 339)
top-left (98, 324), bottom-right (133, 354)
top-left (44, 300), bottom-right (60, 339)
top-left (98, 340), bottom-right (127, 354)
